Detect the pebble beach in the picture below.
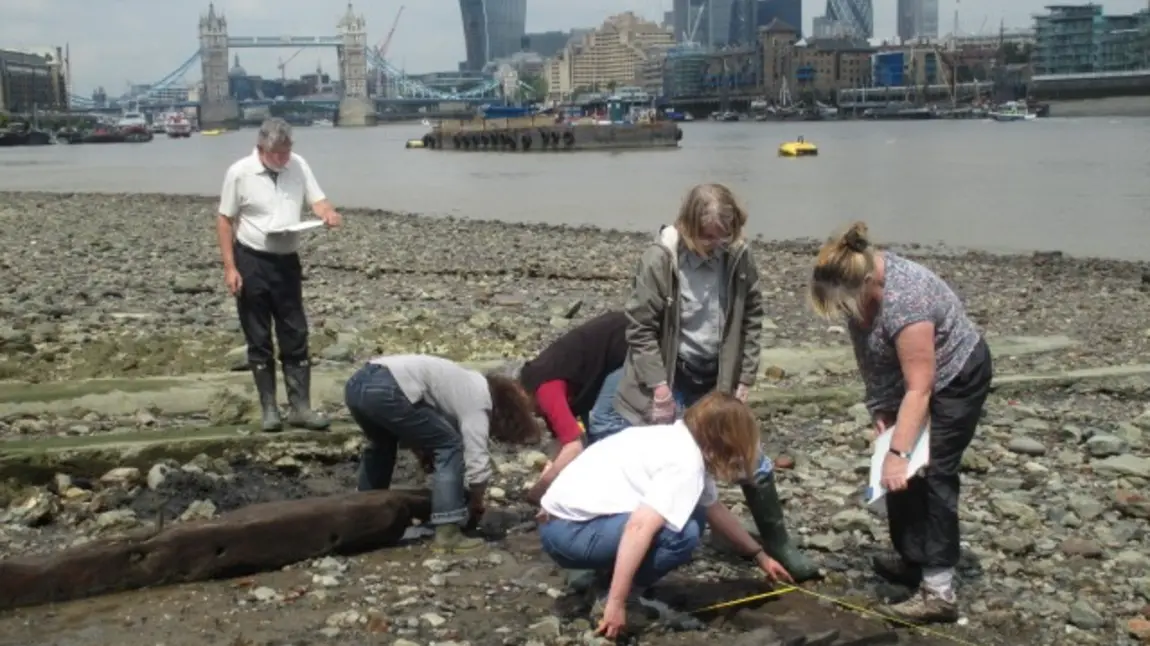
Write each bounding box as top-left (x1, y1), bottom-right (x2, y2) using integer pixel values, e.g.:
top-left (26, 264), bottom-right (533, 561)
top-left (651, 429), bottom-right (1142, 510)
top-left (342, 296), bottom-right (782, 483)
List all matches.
top-left (0, 191), bottom-right (1149, 645)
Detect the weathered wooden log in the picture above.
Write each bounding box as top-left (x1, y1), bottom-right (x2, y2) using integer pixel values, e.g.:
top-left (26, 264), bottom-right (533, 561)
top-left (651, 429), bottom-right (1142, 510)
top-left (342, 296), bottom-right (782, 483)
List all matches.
top-left (0, 488), bottom-right (430, 612)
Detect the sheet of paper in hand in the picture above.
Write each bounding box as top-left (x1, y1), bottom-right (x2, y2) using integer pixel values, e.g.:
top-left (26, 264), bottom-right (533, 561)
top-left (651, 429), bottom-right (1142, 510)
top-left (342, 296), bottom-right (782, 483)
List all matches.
top-left (269, 219), bottom-right (324, 234)
top-left (866, 425), bottom-right (930, 506)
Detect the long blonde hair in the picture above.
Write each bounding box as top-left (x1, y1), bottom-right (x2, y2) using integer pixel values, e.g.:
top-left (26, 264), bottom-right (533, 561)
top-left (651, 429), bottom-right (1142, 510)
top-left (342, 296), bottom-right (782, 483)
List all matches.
top-left (808, 221), bottom-right (877, 320)
top-left (682, 392), bottom-right (760, 482)
top-left (674, 183), bottom-right (748, 255)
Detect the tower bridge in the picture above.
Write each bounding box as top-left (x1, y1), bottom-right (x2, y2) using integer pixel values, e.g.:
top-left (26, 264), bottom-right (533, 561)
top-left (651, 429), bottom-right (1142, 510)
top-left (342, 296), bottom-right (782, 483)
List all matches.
top-left (70, 3), bottom-right (510, 125)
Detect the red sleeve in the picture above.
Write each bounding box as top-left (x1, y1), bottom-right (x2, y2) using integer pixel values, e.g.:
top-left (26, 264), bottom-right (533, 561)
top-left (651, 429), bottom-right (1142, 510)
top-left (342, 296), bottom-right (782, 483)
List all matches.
top-left (534, 380), bottom-right (583, 445)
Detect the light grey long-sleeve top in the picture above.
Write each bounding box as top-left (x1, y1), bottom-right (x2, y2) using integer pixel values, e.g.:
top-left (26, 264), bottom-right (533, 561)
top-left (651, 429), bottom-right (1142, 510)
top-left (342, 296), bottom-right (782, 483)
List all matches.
top-left (368, 354), bottom-right (492, 485)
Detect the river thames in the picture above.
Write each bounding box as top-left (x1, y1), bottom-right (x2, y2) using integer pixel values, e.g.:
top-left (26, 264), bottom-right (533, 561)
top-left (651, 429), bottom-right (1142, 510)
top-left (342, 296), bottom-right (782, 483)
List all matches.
top-left (0, 117), bottom-right (1146, 260)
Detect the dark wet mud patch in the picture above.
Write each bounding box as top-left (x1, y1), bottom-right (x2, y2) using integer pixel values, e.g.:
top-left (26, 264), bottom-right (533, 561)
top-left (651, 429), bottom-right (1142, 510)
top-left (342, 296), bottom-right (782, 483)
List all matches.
top-left (129, 463), bottom-right (360, 521)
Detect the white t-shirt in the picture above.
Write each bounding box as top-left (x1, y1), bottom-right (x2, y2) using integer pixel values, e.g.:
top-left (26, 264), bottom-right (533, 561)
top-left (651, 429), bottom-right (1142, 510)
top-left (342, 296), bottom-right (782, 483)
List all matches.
top-left (541, 421), bottom-right (718, 533)
top-left (217, 149), bottom-right (326, 255)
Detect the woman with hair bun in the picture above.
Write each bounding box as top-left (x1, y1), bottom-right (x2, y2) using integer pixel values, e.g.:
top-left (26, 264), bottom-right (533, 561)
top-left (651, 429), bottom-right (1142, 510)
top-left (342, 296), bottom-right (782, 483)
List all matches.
top-left (808, 222), bottom-right (993, 624)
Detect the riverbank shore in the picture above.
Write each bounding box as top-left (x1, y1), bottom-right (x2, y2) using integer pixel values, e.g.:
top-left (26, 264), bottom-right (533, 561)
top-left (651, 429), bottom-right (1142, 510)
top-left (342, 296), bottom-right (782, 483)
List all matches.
top-left (1, 191), bottom-right (1149, 645)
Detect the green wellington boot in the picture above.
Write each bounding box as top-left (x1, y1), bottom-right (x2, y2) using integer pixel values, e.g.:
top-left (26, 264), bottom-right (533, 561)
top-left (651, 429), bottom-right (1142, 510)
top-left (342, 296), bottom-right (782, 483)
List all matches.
top-left (282, 360), bottom-right (330, 430)
top-left (432, 524), bottom-right (486, 553)
top-left (250, 362), bottom-right (282, 432)
top-left (741, 473), bottom-right (821, 582)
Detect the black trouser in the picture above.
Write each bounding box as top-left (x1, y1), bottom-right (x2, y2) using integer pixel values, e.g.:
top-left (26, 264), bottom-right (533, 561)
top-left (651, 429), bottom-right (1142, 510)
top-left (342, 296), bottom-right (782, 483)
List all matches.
top-left (234, 242), bottom-right (309, 366)
top-left (887, 337), bottom-right (993, 569)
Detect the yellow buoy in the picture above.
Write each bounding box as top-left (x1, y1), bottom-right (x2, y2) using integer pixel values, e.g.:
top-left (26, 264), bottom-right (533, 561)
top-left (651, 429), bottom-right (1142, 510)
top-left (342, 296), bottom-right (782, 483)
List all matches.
top-left (778, 138), bottom-right (817, 157)
top-left (405, 139), bottom-right (426, 149)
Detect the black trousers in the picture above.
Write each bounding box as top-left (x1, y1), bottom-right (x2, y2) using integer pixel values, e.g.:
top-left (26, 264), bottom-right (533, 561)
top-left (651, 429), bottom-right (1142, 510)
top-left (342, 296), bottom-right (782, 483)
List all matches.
top-left (887, 337), bottom-right (993, 569)
top-left (234, 242), bottom-right (309, 367)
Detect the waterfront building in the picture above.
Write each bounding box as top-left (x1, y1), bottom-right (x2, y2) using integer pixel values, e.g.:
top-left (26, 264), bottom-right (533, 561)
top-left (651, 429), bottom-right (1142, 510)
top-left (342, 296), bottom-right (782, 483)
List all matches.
top-left (1033, 4), bottom-right (1150, 75)
top-left (897, 0), bottom-right (939, 42)
top-left (544, 13), bottom-right (674, 100)
top-left (813, 0), bottom-right (873, 40)
top-left (0, 47), bottom-right (68, 113)
top-left (663, 43), bottom-right (709, 98)
top-left (458, 0), bottom-right (527, 72)
top-left (760, 20), bottom-right (873, 101)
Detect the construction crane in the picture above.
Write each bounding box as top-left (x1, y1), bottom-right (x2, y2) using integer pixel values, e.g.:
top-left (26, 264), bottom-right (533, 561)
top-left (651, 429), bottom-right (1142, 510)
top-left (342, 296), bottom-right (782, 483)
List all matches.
top-left (374, 5), bottom-right (404, 96)
top-left (277, 47), bottom-right (305, 81)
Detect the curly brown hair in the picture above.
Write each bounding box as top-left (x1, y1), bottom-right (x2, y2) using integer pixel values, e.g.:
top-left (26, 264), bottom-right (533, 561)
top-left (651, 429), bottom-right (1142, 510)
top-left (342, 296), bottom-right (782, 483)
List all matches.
top-left (486, 374), bottom-right (541, 445)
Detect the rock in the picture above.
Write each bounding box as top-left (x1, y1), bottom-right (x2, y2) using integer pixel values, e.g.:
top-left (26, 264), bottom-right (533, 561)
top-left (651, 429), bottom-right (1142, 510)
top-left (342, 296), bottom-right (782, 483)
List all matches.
top-left (1093, 455), bottom-right (1150, 479)
top-left (1129, 617), bottom-right (1150, 641)
top-left (1085, 434), bottom-right (1127, 458)
top-left (146, 463), bottom-right (172, 490)
top-left (99, 467), bottom-right (140, 486)
top-left (1068, 600), bottom-right (1107, 629)
top-left (1007, 437), bottom-right (1046, 456)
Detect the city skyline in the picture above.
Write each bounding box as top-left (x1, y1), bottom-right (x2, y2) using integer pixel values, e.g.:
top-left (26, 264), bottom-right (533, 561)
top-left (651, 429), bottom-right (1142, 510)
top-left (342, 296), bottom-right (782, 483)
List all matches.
top-left (2, 0), bottom-right (1148, 95)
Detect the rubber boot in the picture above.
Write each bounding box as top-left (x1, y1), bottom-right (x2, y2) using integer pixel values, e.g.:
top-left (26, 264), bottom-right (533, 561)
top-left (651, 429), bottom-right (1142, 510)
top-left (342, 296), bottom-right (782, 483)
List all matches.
top-left (741, 473), bottom-right (821, 582)
top-left (250, 362), bottom-right (282, 432)
top-left (282, 360), bottom-right (330, 430)
top-left (432, 523), bottom-right (485, 553)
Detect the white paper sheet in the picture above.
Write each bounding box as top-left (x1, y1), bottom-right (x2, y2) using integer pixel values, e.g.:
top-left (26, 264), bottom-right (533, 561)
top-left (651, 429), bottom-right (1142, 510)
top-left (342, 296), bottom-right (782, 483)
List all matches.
top-left (867, 426), bottom-right (930, 505)
top-left (269, 219), bottom-right (324, 234)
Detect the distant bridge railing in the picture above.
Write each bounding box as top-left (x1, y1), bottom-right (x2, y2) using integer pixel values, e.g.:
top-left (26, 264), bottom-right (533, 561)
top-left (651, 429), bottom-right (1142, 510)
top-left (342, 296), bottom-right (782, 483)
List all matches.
top-left (227, 36), bottom-right (344, 47)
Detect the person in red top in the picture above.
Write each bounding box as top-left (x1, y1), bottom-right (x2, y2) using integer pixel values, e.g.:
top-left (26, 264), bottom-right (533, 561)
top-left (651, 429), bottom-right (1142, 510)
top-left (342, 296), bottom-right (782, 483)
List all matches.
top-left (519, 311), bottom-right (629, 504)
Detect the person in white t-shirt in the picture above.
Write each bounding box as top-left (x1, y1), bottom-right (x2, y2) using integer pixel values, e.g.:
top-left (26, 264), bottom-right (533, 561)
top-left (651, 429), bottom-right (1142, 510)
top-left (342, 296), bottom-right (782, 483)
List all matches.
top-left (214, 118), bottom-right (341, 434)
top-left (538, 391), bottom-right (793, 639)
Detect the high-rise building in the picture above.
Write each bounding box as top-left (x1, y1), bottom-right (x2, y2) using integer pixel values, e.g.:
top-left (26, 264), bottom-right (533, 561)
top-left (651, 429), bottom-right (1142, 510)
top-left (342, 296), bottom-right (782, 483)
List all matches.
top-left (729, 0), bottom-right (802, 44)
top-left (707, 0), bottom-right (736, 47)
top-left (816, 0), bottom-right (873, 39)
top-left (897, 0), bottom-right (939, 42)
top-left (458, 0), bottom-right (527, 71)
top-left (544, 13), bottom-right (673, 98)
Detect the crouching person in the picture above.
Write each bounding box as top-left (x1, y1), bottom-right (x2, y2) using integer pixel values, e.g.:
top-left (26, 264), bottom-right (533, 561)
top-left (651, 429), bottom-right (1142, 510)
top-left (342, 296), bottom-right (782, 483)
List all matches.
top-left (538, 392), bottom-right (793, 638)
top-left (345, 354), bottom-right (539, 553)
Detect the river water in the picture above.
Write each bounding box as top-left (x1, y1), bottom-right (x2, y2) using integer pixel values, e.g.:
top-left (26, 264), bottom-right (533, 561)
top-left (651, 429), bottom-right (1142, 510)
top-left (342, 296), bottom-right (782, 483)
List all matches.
top-left (1, 118), bottom-right (1147, 260)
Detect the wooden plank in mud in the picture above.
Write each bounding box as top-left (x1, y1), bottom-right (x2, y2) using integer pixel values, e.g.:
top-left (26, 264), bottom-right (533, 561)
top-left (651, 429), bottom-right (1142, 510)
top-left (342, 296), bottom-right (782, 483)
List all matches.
top-left (0, 488), bottom-right (431, 612)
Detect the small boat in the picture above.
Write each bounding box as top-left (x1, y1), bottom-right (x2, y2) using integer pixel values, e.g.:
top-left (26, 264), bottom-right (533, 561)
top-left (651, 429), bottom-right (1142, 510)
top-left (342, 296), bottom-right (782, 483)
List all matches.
top-left (988, 101), bottom-right (1037, 122)
top-left (779, 137), bottom-right (817, 157)
top-left (165, 112), bottom-right (192, 138)
top-left (200, 129), bottom-right (227, 136)
top-left (405, 138), bottom-right (426, 149)
top-left (311, 118), bottom-right (333, 127)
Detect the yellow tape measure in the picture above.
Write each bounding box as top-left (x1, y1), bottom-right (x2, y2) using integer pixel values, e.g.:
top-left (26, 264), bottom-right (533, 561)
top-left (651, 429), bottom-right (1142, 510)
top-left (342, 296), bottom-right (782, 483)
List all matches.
top-left (690, 585), bottom-right (984, 646)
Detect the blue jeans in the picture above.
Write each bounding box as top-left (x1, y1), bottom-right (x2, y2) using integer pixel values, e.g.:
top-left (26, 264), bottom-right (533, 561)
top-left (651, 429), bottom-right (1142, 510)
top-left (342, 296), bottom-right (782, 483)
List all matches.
top-left (585, 370), bottom-right (774, 480)
top-left (539, 507), bottom-right (708, 588)
top-left (344, 363), bottom-right (468, 526)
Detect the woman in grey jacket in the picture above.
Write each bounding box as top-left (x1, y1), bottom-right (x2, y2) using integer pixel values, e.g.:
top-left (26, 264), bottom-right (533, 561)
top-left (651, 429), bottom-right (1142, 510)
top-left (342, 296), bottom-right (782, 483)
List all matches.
top-left (588, 183), bottom-right (819, 582)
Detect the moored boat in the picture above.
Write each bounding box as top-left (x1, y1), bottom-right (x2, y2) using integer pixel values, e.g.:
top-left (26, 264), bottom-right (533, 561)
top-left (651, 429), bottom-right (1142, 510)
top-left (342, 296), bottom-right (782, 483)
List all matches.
top-left (165, 112), bottom-right (192, 138)
top-left (988, 101), bottom-right (1037, 122)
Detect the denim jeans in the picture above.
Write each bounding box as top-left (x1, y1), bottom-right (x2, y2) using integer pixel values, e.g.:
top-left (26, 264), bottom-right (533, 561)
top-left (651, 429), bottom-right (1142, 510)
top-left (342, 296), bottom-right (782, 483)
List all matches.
top-left (585, 369), bottom-right (773, 480)
top-left (539, 507), bottom-right (708, 588)
top-left (344, 363), bottom-right (468, 526)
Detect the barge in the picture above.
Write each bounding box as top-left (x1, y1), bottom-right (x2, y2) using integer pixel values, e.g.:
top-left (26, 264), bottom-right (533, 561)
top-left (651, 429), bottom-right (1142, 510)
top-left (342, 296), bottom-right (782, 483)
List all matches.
top-left (415, 101), bottom-right (682, 152)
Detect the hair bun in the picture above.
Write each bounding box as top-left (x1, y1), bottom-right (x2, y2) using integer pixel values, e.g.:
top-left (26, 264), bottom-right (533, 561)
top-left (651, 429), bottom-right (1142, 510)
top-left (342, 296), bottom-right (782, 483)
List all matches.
top-left (842, 222), bottom-right (869, 252)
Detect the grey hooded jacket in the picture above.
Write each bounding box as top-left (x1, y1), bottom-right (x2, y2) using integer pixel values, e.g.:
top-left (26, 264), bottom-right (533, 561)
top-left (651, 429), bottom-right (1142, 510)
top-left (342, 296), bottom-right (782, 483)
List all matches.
top-left (612, 224), bottom-right (765, 425)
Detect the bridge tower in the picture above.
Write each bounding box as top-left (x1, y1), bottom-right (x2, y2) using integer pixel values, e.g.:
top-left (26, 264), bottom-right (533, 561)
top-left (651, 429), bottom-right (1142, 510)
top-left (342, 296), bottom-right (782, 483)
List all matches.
top-left (336, 3), bottom-right (376, 126)
top-left (198, 4), bottom-right (239, 129)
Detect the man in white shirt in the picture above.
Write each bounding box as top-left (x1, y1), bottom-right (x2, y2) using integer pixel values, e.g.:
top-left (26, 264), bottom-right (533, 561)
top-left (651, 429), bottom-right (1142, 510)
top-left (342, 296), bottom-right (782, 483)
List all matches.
top-left (215, 118), bottom-right (341, 432)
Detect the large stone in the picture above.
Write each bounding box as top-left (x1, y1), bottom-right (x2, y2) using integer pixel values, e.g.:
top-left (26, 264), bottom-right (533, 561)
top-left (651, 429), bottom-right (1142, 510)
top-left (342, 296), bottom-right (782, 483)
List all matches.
top-left (0, 489), bottom-right (430, 611)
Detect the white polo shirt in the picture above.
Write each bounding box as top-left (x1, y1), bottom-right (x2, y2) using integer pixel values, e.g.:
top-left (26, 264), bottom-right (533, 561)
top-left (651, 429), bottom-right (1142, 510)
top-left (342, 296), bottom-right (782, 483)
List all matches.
top-left (540, 421), bottom-right (719, 533)
top-left (217, 149), bottom-right (326, 255)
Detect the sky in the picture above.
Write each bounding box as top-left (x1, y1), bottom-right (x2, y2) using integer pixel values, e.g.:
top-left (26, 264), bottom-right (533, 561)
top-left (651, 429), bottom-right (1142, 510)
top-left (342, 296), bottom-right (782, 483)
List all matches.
top-left (2, 0), bottom-right (1147, 96)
